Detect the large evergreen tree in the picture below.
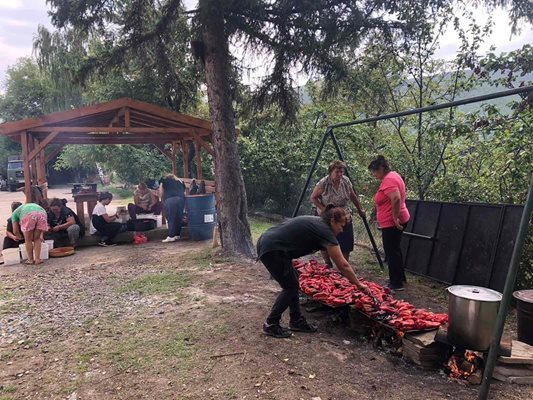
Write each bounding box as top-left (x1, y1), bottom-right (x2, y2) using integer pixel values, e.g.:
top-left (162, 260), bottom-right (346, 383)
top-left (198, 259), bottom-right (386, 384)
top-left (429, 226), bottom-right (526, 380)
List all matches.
top-left (44, 0), bottom-right (530, 256)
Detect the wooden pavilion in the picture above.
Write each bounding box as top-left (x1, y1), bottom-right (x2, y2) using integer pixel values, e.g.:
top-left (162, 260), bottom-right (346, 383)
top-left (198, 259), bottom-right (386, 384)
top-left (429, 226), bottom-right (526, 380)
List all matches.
top-left (0, 98), bottom-right (215, 202)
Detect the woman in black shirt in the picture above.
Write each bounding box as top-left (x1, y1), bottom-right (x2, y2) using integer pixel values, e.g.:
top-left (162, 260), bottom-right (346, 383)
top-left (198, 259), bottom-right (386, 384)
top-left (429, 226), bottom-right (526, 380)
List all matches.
top-left (159, 174), bottom-right (186, 243)
top-left (257, 206), bottom-right (371, 338)
top-left (3, 201), bottom-right (23, 250)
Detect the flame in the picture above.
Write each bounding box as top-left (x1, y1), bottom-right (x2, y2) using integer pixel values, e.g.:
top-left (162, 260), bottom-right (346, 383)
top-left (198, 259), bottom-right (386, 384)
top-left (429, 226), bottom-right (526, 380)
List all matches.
top-left (448, 351), bottom-right (478, 379)
top-left (465, 351), bottom-right (476, 363)
top-left (448, 356), bottom-right (463, 379)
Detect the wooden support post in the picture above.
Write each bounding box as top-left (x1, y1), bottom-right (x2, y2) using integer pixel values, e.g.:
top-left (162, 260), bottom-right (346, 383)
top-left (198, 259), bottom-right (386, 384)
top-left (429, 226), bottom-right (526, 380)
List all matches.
top-left (125, 107), bottom-right (131, 128)
top-left (195, 141), bottom-right (203, 180)
top-left (39, 143), bottom-right (48, 199)
top-left (108, 108), bottom-right (126, 127)
top-left (154, 144), bottom-right (173, 160)
top-left (33, 137), bottom-right (46, 197)
top-left (171, 142), bottom-right (178, 176)
top-left (192, 129), bottom-right (215, 157)
top-left (181, 140), bottom-right (190, 179)
top-left (28, 132), bottom-right (59, 161)
top-left (34, 137), bottom-right (43, 182)
top-left (45, 145), bottom-right (65, 163)
top-left (28, 135), bottom-right (38, 186)
top-left (20, 132), bottom-right (31, 202)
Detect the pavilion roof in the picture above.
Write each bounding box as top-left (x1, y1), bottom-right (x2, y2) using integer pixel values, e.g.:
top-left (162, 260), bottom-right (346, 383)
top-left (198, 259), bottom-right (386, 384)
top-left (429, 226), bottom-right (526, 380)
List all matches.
top-left (0, 97), bottom-right (213, 146)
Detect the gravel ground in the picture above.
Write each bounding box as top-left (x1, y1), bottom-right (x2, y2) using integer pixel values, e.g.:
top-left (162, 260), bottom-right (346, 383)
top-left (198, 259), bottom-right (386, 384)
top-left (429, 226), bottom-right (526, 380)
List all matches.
top-left (0, 241), bottom-right (531, 400)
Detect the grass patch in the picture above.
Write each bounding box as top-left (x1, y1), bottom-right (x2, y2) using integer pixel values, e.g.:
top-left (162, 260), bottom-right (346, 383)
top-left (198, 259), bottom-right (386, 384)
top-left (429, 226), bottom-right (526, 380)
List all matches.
top-left (163, 334), bottom-right (195, 359)
top-left (100, 325), bottom-right (196, 373)
top-left (249, 218), bottom-right (274, 243)
top-left (0, 385), bottom-right (17, 394)
top-left (100, 185), bottom-right (134, 205)
top-left (76, 350), bottom-right (99, 374)
top-left (0, 300), bottom-right (27, 316)
top-left (0, 285), bottom-right (17, 302)
top-left (106, 336), bottom-right (146, 370)
top-left (224, 387), bottom-right (239, 399)
top-left (180, 248), bottom-right (233, 270)
top-left (119, 273), bottom-right (191, 295)
top-left (210, 322), bottom-right (231, 337)
top-left (59, 381), bottom-right (78, 396)
top-left (0, 397), bottom-right (15, 400)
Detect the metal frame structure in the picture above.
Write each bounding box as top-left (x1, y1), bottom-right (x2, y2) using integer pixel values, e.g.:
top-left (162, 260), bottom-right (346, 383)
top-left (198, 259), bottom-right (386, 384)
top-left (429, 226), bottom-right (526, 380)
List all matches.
top-left (291, 85), bottom-right (533, 400)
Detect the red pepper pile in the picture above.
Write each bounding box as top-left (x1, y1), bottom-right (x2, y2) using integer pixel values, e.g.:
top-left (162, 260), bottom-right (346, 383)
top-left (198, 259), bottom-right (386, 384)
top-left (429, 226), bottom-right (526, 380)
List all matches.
top-left (293, 259), bottom-right (448, 332)
top-left (133, 232), bottom-right (148, 244)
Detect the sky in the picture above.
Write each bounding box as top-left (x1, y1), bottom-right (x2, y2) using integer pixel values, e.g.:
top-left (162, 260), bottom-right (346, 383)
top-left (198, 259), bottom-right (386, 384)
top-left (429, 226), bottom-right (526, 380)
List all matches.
top-left (0, 0), bottom-right (532, 89)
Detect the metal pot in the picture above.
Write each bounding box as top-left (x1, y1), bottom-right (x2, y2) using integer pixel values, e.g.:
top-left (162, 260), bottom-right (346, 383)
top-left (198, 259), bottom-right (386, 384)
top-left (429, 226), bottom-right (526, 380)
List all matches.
top-left (447, 285), bottom-right (502, 351)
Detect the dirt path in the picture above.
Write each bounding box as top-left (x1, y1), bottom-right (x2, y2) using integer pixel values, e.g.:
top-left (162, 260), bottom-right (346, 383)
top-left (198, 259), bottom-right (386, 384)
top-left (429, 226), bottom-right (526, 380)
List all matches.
top-left (0, 242), bottom-right (531, 400)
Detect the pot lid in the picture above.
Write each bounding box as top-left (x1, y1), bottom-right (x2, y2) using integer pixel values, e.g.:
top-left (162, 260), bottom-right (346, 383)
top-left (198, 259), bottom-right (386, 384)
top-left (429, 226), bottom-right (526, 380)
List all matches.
top-left (513, 290), bottom-right (533, 304)
top-left (447, 285), bottom-right (502, 302)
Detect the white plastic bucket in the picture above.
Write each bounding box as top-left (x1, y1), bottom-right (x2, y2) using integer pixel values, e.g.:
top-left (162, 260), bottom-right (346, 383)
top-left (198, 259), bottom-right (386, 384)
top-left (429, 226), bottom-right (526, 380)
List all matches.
top-left (19, 243), bottom-right (49, 261)
top-left (136, 214), bottom-right (162, 227)
top-left (2, 248), bottom-right (20, 265)
top-left (45, 240), bottom-right (54, 250)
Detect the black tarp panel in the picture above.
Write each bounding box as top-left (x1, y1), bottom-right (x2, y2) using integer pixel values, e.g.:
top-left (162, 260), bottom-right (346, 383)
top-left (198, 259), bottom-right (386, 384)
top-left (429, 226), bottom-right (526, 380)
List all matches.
top-left (489, 206), bottom-right (523, 292)
top-left (401, 201), bottom-right (417, 263)
top-left (402, 200), bottom-right (523, 291)
top-left (403, 202), bottom-right (441, 275)
top-left (454, 206), bottom-right (502, 286)
top-left (426, 203), bottom-right (470, 283)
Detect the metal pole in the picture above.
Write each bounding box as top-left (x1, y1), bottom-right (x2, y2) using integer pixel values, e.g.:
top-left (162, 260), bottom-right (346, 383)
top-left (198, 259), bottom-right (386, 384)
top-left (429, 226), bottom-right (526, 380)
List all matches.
top-left (292, 128), bottom-right (331, 217)
top-left (328, 85), bottom-right (533, 130)
top-left (329, 129), bottom-right (385, 270)
top-left (478, 174), bottom-right (533, 400)
top-left (401, 231), bottom-right (434, 241)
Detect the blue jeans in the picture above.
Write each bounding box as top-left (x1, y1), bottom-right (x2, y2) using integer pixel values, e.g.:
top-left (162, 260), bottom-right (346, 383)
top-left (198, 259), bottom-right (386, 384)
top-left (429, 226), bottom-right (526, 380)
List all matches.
top-left (164, 196), bottom-right (185, 237)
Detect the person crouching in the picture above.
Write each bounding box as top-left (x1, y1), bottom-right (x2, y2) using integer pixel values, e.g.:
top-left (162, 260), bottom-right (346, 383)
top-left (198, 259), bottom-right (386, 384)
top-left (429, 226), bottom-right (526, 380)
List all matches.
top-left (257, 206), bottom-right (371, 338)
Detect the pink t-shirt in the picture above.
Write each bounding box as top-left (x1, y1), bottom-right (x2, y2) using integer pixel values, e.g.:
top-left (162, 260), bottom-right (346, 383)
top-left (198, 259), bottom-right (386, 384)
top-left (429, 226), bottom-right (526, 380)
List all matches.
top-left (374, 171), bottom-right (410, 228)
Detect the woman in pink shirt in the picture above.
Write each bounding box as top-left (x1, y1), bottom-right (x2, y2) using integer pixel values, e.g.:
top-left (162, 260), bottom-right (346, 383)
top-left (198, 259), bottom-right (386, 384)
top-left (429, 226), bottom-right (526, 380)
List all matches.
top-left (369, 156), bottom-right (410, 291)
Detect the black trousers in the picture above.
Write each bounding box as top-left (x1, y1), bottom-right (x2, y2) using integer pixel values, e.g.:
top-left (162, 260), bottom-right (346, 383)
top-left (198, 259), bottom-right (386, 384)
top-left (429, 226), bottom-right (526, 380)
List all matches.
top-left (260, 251), bottom-right (302, 325)
top-left (337, 218), bottom-right (354, 254)
top-left (381, 223), bottom-right (408, 287)
top-left (3, 236), bottom-right (23, 250)
top-left (93, 221), bottom-right (125, 244)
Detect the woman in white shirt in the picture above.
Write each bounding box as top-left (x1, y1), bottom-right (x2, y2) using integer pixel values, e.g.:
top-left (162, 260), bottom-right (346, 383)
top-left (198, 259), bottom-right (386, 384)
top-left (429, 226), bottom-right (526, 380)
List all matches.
top-left (91, 192), bottom-right (124, 247)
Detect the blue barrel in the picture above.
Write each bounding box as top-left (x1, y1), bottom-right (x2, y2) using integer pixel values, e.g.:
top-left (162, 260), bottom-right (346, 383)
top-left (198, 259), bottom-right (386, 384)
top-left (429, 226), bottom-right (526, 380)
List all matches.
top-left (186, 194), bottom-right (217, 241)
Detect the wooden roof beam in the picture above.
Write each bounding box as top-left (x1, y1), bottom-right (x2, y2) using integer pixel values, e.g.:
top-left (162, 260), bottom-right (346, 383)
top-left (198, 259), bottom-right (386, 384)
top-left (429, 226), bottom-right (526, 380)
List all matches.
top-left (28, 126), bottom-right (210, 134)
top-left (45, 145), bottom-right (65, 163)
top-left (125, 107), bottom-right (131, 128)
top-left (192, 129), bottom-right (215, 157)
top-left (126, 98), bottom-right (213, 131)
top-left (0, 98), bottom-right (216, 136)
top-left (33, 131), bottom-right (190, 138)
top-left (108, 107), bottom-right (126, 127)
top-left (154, 144), bottom-right (173, 160)
top-left (28, 132), bottom-right (59, 161)
top-left (130, 110), bottom-right (190, 128)
top-left (50, 139), bottom-right (186, 145)
top-left (0, 98), bottom-right (131, 135)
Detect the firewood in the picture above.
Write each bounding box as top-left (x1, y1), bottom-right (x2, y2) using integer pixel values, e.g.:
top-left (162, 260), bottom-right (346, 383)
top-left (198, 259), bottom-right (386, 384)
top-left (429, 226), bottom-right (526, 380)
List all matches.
top-left (467, 369), bottom-right (482, 385)
top-left (494, 364), bottom-right (533, 377)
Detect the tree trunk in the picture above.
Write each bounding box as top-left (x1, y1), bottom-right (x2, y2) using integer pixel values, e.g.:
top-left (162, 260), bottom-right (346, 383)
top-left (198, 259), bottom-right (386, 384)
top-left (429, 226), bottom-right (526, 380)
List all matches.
top-left (199, 0), bottom-right (255, 257)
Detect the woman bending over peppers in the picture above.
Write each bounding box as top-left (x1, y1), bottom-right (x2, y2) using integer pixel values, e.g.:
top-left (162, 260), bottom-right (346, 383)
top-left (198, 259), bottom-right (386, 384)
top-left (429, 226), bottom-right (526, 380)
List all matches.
top-left (257, 205), bottom-right (371, 338)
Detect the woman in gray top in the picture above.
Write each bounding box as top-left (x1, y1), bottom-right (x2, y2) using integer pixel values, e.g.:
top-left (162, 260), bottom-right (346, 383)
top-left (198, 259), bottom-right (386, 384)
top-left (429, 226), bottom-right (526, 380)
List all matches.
top-left (311, 160), bottom-right (365, 265)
